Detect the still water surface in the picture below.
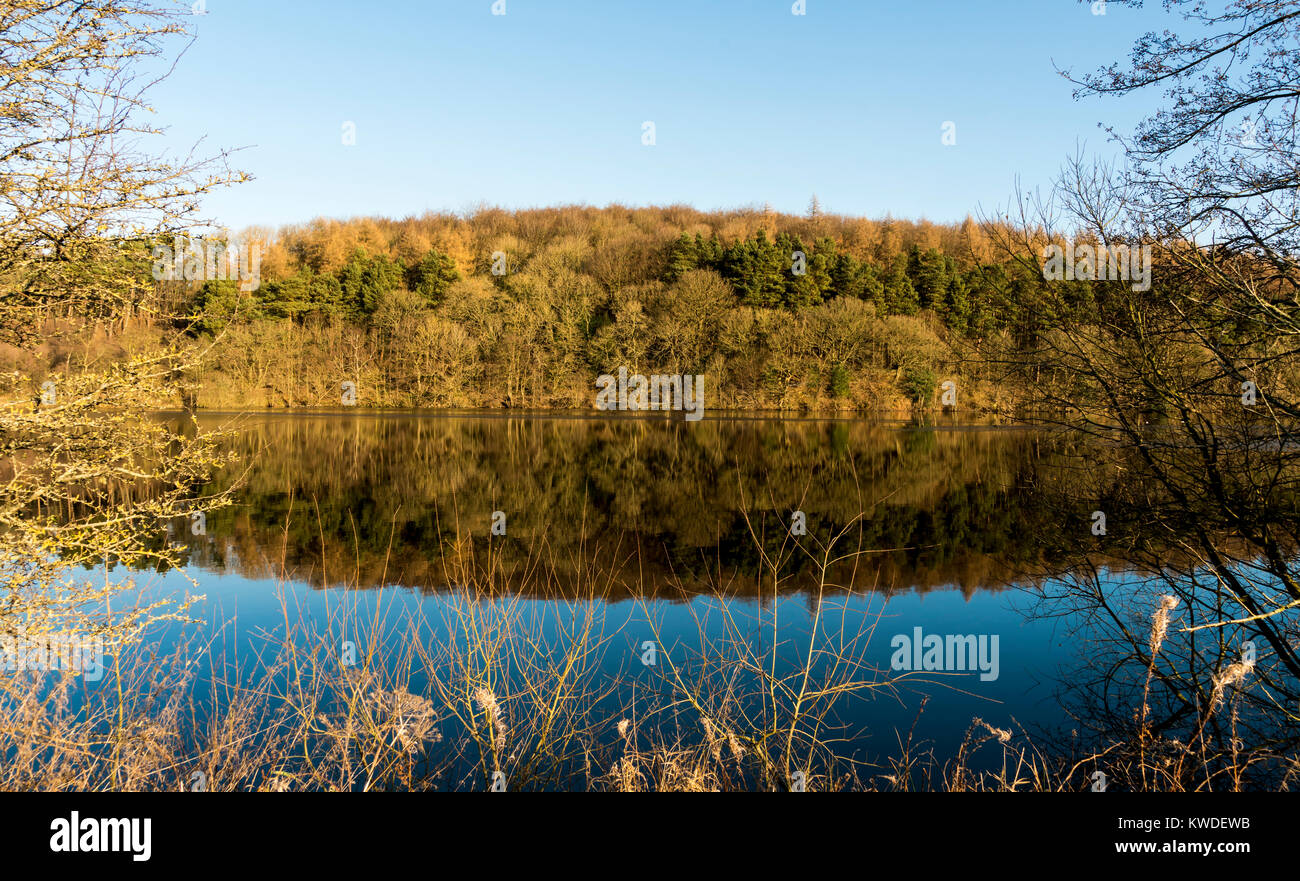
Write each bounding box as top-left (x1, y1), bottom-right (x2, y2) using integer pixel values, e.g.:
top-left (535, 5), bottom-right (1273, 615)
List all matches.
top-left (127, 412), bottom-right (1143, 770)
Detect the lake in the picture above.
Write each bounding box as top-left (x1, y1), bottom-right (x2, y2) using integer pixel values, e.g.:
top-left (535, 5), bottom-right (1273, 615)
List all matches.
top-left (110, 411), bottom-right (1196, 788)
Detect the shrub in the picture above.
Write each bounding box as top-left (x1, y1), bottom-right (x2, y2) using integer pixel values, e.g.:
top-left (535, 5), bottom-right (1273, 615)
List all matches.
top-left (829, 364), bottom-right (851, 398)
top-left (901, 366), bottom-right (936, 404)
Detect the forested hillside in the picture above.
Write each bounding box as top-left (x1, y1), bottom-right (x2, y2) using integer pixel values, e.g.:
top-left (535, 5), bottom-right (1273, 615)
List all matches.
top-left (12, 203), bottom-right (1115, 412)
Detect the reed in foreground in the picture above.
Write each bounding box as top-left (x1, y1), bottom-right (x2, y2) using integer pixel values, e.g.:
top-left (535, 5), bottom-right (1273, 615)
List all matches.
top-left (1, 521), bottom-right (1295, 792)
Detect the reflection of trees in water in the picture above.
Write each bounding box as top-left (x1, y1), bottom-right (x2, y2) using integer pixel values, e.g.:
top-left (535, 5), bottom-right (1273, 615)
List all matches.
top-left (967, 0), bottom-right (1300, 788)
top-left (1013, 443), bottom-right (1300, 790)
top-left (1020, 564), bottom-right (1299, 790)
top-left (158, 415), bottom-right (1122, 597)
top-left (137, 413), bottom-right (1300, 785)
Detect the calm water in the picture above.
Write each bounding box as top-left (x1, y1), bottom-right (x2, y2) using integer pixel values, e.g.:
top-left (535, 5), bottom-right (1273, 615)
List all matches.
top-left (118, 412), bottom-right (1166, 773)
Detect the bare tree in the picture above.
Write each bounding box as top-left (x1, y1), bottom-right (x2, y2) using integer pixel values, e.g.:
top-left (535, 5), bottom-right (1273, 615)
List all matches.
top-left (971, 1), bottom-right (1300, 786)
top-left (0, 0), bottom-right (246, 649)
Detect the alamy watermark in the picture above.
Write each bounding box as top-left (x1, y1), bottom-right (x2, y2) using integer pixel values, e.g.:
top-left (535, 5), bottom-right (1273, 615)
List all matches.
top-left (595, 367), bottom-right (705, 422)
top-left (1, 632), bottom-right (106, 681)
top-left (1041, 241), bottom-right (1151, 292)
top-left (151, 234), bottom-right (262, 292)
top-left (50, 812), bottom-right (150, 862)
top-left (890, 626), bottom-right (999, 682)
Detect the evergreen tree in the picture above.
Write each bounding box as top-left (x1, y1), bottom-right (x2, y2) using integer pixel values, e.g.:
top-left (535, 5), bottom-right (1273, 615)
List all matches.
top-left (723, 231), bottom-right (786, 308)
top-left (665, 232), bottom-right (699, 281)
top-left (942, 272), bottom-right (972, 334)
top-left (882, 254), bottom-right (919, 315)
top-left (907, 246), bottom-right (952, 311)
top-left (195, 279), bottom-right (249, 335)
top-left (406, 248), bottom-right (460, 306)
top-left (829, 252), bottom-right (883, 305)
top-left (779, 234), bottom-right (830, 308)
top-left (338, 248), bottom-right (404, 315)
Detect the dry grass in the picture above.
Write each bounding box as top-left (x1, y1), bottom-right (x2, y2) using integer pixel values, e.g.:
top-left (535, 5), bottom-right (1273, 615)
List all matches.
top-left (0, 512), bottom-right (1294, 792)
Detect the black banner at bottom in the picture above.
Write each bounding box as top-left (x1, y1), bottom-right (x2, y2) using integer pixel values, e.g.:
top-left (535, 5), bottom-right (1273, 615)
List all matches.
top-left (0, 792), bottom-right (1282, 869)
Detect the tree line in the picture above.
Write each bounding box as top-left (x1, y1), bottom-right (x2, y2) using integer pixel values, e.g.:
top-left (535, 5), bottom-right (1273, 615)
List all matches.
top-left (167, 205), bottom-right (1123, 412)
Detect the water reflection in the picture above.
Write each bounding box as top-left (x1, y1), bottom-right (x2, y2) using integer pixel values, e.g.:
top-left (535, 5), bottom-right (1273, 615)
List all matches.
top-left (166, 412), bottom-right (1099, 598)
top-left (114, 412), bottom-right (1297, 788)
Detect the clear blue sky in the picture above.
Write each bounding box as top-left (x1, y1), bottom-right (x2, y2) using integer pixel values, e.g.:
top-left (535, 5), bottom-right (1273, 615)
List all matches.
top-left (150, 0), bottom-right (1177, 230)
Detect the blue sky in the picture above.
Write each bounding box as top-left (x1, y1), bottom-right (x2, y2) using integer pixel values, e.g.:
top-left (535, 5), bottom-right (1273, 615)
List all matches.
top-left (150, 0), bottom-right (1178, 229)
